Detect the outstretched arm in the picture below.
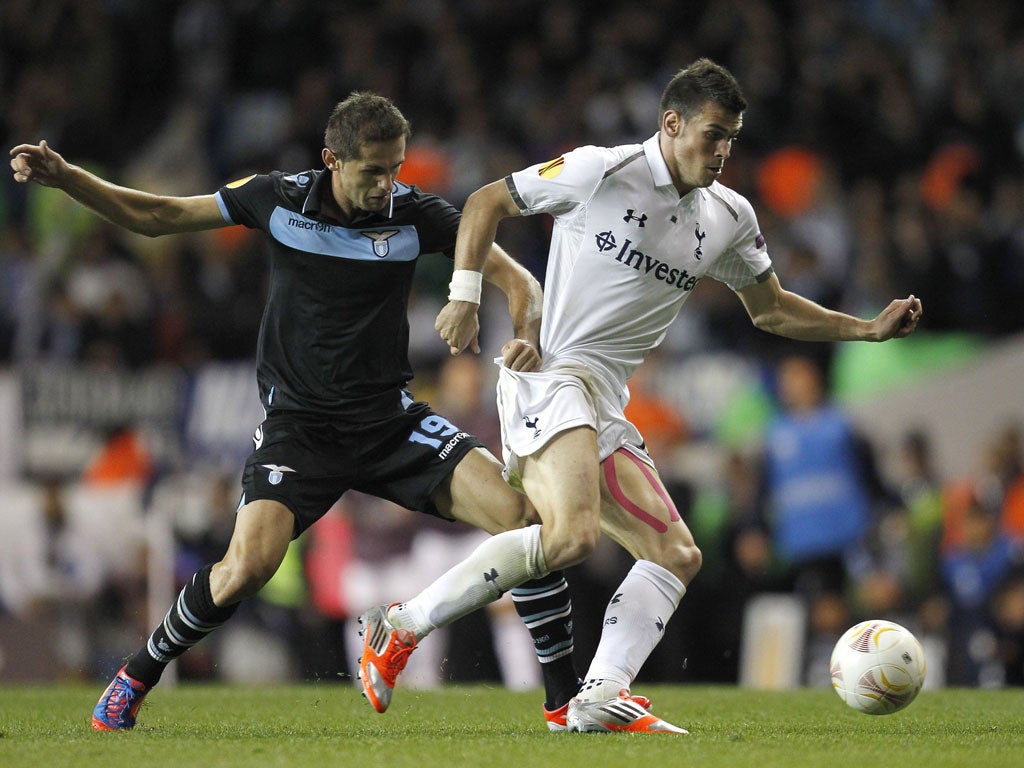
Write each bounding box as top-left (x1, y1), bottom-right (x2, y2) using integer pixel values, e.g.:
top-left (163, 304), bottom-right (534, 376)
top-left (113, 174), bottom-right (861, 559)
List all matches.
top-left (737, 271), bottom-right (922, 342)
top-left (435, 179), bottom-right (531, 364)
top-left (10, 140), bottom-right (226, 237)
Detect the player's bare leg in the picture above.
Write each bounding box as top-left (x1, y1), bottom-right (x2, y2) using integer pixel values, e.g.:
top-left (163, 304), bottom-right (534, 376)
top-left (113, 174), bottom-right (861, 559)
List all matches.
top-left (358, 446), bottom-right (584, 720)
top-left (566, 448), bottom-right (698, 734)
top-left (93, 500), bottom-right (293, 730)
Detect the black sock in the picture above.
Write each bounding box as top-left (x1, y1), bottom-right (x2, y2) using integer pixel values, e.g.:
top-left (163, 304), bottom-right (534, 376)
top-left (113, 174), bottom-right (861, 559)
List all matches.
top-left (125, 564), bottom-right (238, 687)
top-left (511, 570), bottom-right (580, 709)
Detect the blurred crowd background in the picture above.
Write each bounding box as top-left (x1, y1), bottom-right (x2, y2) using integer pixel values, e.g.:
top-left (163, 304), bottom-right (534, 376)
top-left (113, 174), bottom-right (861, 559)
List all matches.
top-left (1, 0), bottom-right (1023, 692)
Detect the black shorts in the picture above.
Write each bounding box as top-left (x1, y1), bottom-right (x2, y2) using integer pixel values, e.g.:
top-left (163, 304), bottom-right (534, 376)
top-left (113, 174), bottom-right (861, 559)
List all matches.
top-left (239, 394), bottom-right (484, 536)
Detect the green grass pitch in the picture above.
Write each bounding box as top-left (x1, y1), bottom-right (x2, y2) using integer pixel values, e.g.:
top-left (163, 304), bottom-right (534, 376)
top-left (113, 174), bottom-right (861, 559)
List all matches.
top-left (1, 684), bottom-right (1022, 768)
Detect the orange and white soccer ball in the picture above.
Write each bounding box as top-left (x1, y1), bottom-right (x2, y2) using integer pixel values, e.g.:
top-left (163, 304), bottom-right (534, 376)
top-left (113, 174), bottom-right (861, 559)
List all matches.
top-left (830, 620), bottom-right (926, 715)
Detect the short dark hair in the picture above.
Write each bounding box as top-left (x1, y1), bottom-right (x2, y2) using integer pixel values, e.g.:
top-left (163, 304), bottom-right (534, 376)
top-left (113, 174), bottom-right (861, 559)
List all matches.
top-left (324, 92), bottom-right (412, 161)
top-left (659, 58), bottom-right (747, 123)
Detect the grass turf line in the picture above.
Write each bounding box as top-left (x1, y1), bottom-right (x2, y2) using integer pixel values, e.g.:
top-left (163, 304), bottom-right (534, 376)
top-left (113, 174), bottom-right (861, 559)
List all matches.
top-left (1, 684), bottom-right (1023, 768)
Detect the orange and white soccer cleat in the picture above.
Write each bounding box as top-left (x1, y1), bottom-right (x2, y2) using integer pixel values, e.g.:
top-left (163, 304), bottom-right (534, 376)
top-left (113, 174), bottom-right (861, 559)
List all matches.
top-left (566, 689), bottom-right (687, 734)
top-left (545, 691), bottom-right (653, 731)
top-left (357, 604), bottom-right (417, 713)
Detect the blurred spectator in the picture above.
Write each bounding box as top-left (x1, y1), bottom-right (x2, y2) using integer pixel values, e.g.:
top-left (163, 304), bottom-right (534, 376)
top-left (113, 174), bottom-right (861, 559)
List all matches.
top-left (943, 426), bottom-right (1024, 555)
top-left (64, 224), bottom-right (154, 368)
top-left (0, 225), bottom-right (45, 361)
top-left (301, 501), bottom-right (356, 683)
top-left (941, 491), bottom-right (1022, 686)
top-left (82, 425), bottom-right (153, 488)
top-left (623, 350), bottom-right (690, 473)
top-left (759, 355), bottom-right (894, 682)
top-left (897, 430), bottom-right (946, 606)
top-left (1004, 463), bottom-right (1024, 545)
top-left (30, 279), bottom-right (83, 363)
top-left (38, 477), bottom-right (106, 679)
top-left (991, 565), bottom-right (1024, 685)
top-left (678, 448), bottom-right (786, 683)
top-left (760, 356), bottom-right (875, 597)
top-left (838, 430), bottom-right (945, 637)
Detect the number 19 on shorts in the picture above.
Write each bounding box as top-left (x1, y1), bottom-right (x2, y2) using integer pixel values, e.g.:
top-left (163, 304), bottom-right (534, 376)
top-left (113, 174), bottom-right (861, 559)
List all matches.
top-left (408, 414), bottom-right (460, 450)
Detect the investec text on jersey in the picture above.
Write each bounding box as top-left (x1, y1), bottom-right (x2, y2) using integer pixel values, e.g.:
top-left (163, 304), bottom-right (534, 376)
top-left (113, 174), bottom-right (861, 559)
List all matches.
top-left (598, 231), bottom-right (701, 291)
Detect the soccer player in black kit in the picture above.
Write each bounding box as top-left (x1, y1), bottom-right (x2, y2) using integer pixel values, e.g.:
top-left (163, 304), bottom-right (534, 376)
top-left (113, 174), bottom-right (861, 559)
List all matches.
top-left (10, 92), bottom-right (585, 731)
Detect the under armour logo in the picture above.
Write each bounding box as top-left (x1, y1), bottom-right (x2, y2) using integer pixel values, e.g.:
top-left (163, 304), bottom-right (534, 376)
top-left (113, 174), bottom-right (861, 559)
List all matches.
top-left (624, 209), bottom-right (647, 227)
top-left (610, 592), bottom-right (622, 604)
top-left (693, 223), bottom-right (707, 260)
top-left (656, 616), bottom-right (665, 632)
top-left (484, 568), bottom-right (500, 583)
top-left (524, 415), bottom-right (541, 438)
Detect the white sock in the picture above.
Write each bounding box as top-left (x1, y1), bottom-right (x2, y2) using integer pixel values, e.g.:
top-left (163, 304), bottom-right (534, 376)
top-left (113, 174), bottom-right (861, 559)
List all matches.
top-left (578, 559), bottom-right (685, 701)
top-left (388, 524), bottom-right (548, 641)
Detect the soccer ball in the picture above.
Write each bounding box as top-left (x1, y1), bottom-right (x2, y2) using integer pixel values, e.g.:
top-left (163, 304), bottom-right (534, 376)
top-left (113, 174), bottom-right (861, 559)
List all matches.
top-left (829, 620), bottom-right (926, 715)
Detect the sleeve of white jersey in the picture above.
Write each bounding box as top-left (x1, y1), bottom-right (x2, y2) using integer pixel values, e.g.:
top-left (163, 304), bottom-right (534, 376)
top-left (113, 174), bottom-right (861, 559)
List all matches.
top-left (706, 192), bottom-right (773, 291)
top-left (506, 145), bottom-right (609, 218)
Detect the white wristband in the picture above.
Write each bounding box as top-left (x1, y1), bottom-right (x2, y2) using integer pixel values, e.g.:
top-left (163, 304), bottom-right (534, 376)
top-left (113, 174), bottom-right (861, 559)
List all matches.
top-left (448, 269), bottom-right (483, 304)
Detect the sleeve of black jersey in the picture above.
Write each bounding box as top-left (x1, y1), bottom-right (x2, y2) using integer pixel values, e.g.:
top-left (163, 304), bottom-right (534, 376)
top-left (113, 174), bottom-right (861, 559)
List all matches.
top-left (411, 187), bottom-right (462, 258)
top-left (217, 173), bottom-right (278, 231)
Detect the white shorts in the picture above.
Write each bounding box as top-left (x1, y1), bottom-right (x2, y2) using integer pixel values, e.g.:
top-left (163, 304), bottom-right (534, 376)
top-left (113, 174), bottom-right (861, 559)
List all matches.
top-left (495, 361), bottom-right (650, 489)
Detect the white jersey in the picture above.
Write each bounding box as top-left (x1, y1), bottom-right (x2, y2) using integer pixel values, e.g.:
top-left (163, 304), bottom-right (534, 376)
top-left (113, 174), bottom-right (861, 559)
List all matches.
top-left (507, 134), bottom-right (772, 396)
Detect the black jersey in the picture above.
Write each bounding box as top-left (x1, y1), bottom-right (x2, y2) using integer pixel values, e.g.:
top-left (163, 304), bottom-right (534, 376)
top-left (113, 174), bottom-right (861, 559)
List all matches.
top-left (215, 169), bottom-right (459, 420)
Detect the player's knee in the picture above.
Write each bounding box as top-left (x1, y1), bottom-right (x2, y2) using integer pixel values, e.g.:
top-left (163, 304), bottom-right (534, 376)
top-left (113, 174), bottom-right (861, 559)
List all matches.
top-left (511, 494), bottom-right (538, 528)
top-left (489, 497), bottom-right (535, 533)
top-left (661, 541), bottom-right (702, 586)
top-left (519, 498), bottom-right (542, 527)
top-left (542, 521), bottom-right (600, 569)
top-left (213, 557), bottom-right (277, 603)
top-left (565, 525), bottom-right (601, 564)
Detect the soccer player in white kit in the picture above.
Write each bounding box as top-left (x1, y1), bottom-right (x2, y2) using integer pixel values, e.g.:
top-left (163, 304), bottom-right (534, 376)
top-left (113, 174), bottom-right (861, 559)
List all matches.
top-left (360, 58), bottom-right (923, 733)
